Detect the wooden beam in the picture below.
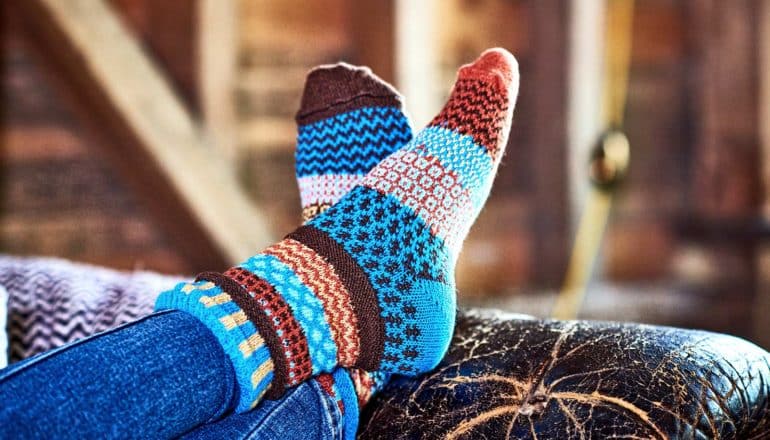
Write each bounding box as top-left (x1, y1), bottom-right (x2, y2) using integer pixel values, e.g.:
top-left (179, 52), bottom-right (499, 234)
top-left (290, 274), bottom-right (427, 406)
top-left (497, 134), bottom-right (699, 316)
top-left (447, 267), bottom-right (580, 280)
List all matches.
top-left (110, 0), bottom-right (200, 113)
top-left (198, 0), bottom-right (238, 157)
top-left (12, 0), bottom-right (273, 271)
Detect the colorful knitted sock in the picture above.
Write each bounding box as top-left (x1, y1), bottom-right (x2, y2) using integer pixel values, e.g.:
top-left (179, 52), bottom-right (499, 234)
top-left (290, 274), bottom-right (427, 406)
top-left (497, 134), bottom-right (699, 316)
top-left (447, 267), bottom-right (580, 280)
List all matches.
top-left (155, 48), bottom-right (519, 412)
top-left (295, 63), bottom-right (413, 222)
top-left (293, 63), bottom-right (413, 419)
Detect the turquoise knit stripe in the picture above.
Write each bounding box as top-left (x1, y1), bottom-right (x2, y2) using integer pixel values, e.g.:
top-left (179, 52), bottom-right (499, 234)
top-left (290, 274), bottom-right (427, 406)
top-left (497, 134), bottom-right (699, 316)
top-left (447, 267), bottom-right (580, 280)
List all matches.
top-left (241, 254), bottom-right (339, 375)
top-left (332, 367), bottom-right (360, 440)
top-left (367, 370), bottom-right (391, 397)
top-left (155, 281), bottom-right (274, 412)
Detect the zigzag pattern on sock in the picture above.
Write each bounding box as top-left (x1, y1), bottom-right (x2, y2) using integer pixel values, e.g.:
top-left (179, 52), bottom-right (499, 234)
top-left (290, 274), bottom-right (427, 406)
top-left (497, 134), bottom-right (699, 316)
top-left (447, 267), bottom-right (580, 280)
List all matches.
top-left (296, 107), bottom-right (412, 177)
top-left (263, 239), bottom-right (361, 366)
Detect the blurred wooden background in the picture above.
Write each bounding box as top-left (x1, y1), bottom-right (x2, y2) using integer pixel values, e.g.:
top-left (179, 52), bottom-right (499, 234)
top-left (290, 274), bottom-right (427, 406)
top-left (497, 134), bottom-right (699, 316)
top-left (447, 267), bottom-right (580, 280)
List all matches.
top-left (1, 0), bottom-right (768, 346)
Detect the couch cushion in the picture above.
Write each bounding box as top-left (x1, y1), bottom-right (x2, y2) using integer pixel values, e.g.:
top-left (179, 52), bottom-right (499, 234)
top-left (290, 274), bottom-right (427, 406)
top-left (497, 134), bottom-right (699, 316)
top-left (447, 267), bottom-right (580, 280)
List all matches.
top-left (360, 309), bottom-right (770, 439)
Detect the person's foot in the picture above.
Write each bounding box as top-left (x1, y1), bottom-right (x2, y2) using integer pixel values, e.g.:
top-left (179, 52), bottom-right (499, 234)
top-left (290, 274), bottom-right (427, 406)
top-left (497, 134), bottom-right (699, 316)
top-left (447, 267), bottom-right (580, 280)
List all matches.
top-left (156, 48), bottom-right (520, 412)
top-left (293, 62), bottom-right (412, 435)
top-left (295, 63), bottom-right (413, 222)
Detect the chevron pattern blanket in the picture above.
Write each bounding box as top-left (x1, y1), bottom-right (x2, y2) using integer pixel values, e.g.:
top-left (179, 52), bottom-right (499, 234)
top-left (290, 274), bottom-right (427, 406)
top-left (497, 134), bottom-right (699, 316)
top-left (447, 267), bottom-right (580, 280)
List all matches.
top-left (0, 255), bottom-right (182, 363)
top-left (0, 285), bottom-right (6, 368)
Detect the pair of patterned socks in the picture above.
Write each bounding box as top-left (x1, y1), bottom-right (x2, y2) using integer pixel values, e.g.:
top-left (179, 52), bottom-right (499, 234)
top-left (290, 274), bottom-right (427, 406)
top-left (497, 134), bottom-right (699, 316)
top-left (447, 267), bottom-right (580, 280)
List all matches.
top-left (156, 48), bottom-right (519, 414)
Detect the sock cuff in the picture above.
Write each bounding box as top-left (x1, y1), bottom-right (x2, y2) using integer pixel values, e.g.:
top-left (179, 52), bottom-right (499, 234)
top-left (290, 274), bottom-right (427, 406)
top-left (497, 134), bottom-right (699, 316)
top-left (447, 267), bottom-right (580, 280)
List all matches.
top-left (296, 63), bottom-right (404, 125)
top-left (154, 280), bottom-right (278, 412)
top-left (195, 271), bottom-right (291, 398)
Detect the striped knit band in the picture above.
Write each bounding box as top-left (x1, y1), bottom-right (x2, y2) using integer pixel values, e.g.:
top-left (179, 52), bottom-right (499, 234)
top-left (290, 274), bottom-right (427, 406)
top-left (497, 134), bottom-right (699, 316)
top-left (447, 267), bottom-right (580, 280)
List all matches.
top-left (295, 107), bottom-right (413, 178)
top-left (263, 238), bottom-right (361, 366)
top-left (240, 254), bottom-right (339, 375)
top-left (298, 174), bottom-right (363, 207)
top-left (287, 225), bottom-right (385, 371)
top-left (219, 268), bottom-right (315, 388)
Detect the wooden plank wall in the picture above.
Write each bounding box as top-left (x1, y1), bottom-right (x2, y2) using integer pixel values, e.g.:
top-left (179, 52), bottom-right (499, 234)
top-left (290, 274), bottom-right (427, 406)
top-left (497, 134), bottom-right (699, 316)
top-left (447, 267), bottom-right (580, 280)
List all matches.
top-left (0, 1), bottom-right (196, 274)
top-left (601, 0), bottom-right (762, 338)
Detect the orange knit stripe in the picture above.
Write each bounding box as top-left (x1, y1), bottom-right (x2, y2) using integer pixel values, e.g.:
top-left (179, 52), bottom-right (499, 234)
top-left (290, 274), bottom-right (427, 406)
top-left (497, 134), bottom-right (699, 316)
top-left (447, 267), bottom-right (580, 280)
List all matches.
top-left (264, 238), bottom-right (361, 366)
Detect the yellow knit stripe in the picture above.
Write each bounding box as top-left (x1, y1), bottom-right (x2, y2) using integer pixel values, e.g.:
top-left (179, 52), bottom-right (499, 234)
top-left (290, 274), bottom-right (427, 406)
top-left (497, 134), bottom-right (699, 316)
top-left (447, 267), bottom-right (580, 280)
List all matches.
top-left (249, 389), bottom-right (268, 410)
top-left (199, 293), bottom-right (232, 308)
top-left (238, 333), bottom-right (265, 358)
top-left (219, 310), bottom-right (249, 330)
top-left (181, 281), bottom-right (215, 294)
top-left (251, 359), bottom-right (274, 388)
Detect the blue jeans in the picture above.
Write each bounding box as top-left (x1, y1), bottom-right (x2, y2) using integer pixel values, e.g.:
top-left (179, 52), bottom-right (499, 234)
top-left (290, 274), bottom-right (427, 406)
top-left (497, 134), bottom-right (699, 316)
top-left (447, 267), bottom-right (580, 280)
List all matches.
top-left (0, 310), bottom-right (354, 439)
top-left (182, 368), bottom-right (356, 440)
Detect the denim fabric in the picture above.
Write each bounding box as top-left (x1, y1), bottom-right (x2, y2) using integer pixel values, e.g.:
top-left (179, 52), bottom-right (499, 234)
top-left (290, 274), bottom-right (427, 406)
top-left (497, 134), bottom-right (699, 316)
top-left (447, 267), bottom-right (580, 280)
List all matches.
top-left (0, 310), bottom-right (237, 439)
top-left (181, 376), bottom-right (347, 440)
top-left (331, 368), bottom-right (360, 440)
top-left (0, 307), bottom-right (359, 439)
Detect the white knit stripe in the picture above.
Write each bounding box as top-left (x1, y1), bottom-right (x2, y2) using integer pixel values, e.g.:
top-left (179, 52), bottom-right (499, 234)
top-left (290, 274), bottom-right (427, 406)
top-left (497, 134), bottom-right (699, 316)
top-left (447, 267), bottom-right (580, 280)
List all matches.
top-left (298, 174), bottom-right (364, 207)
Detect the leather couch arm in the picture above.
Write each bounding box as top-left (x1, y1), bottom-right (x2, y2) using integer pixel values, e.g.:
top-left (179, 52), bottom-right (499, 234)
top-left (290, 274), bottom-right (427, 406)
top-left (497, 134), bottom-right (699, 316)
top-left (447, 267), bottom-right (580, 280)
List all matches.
top-left (359, 309), bottom-right (770, 439)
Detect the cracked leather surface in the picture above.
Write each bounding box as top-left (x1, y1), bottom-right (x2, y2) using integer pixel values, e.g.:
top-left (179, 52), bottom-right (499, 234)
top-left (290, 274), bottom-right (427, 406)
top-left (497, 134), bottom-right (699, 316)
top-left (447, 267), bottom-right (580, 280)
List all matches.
top-left (359, 309), bottom-right (770, 439)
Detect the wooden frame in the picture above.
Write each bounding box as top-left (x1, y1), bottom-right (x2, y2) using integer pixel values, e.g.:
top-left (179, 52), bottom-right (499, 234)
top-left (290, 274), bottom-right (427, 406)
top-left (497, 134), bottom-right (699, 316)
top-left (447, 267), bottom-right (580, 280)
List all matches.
top-left (10, 0), bottom-right (272, 271)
